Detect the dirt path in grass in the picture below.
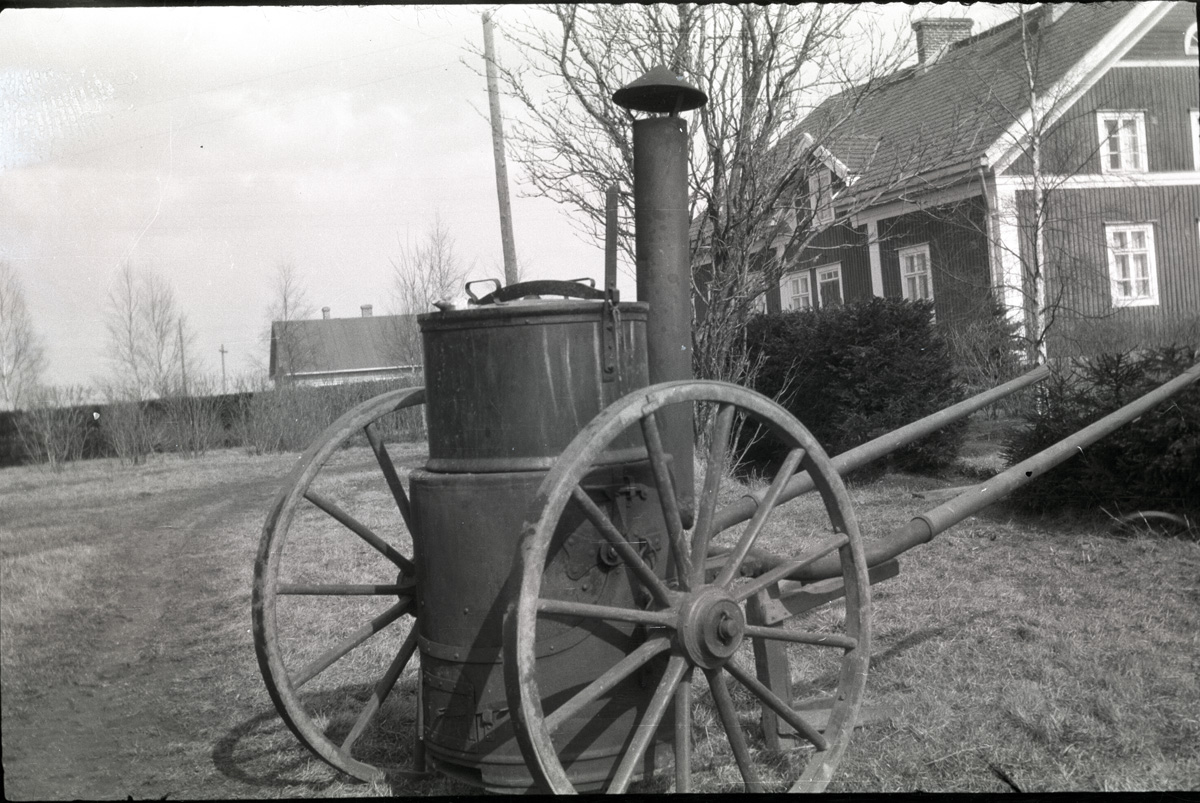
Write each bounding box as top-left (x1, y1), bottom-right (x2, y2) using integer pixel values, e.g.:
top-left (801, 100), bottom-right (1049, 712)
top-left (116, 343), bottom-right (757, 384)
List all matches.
top-left (1, 463), bottom-right (286, 800)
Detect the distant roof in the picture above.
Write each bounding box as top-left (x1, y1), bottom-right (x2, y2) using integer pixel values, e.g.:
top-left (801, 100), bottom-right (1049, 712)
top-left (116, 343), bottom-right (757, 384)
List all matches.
top-left (269, 314), bottom-right (417, 379)
top-left (787, 2), bottom-right (1143, 201)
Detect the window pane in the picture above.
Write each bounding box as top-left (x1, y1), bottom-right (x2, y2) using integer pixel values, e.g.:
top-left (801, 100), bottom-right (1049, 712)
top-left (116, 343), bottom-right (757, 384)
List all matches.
top-left (1111, 230), bottom-right (1127, 249)
top-left (1133, 253), bottom-right (1147, 278)
top-left (1131, 231), bottom-right (1146, 250)
top-left (1116, 254), bottom-right (1129, 280)
top-left (819, 280), bottom-right (840, 307)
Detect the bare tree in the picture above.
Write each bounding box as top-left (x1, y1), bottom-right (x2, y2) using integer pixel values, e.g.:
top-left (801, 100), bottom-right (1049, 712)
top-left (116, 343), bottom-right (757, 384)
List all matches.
top-left (266, 262), bottom-right (315, 383)
top-left (104, 262), bottom-right (194, 399)
top-left (106, 263), bottom-right (145, 397)
top-left (141, 271), bottom-right (186, 397)
top-left (0, 261), bottom-right (46, 411)
top-left (102, 263), bottom-right (199, 461)
top-left (389, 214), bottom-right (473, 365)
top-left (481, 4), bottom-right (923, 384)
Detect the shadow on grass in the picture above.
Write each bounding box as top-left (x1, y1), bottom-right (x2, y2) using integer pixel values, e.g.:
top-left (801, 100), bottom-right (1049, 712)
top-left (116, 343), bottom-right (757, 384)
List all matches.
top-left (212, 706), bottom-right (346, 793)
top-left (213, 685), bottom-right (455, 796)
top-left (789, 612), bottom-right (991, 699)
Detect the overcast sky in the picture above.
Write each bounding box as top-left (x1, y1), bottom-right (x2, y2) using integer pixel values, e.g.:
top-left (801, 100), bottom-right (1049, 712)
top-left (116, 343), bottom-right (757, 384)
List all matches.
top-left (1, 3), bottom-right (1012, 392)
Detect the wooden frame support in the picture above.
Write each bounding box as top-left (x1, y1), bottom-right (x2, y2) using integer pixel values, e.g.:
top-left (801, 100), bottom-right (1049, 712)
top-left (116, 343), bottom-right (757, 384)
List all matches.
top-left (747, 559), bottom-right (901, 750)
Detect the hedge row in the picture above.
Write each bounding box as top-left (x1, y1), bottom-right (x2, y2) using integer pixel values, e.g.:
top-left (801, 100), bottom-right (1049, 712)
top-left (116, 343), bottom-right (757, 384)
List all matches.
top-left (1, 378), bottom-right (425, 468)
top-left (1004, 346), bottom-right (1199, 517)
top-left (741, 298), bottom-right (966, 477)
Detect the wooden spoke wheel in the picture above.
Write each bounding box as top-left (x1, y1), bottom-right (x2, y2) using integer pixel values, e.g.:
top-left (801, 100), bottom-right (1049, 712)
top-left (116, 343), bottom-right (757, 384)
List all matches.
top-left (504, 381), bottom-right (871, 793)
top-left (252, 387), bottom-right (429, 783)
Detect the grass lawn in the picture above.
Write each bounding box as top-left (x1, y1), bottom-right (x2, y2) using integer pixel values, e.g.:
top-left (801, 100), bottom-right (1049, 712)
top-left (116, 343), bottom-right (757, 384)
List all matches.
top-left (1, 441), bottom-right (1197, 797)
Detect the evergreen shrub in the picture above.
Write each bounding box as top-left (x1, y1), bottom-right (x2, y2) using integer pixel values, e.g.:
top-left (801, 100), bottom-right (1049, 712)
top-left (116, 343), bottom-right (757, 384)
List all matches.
top-left (1004, 346), bottom-right (1199, 517)
top-left (742, 298), bottom-right (965, 477)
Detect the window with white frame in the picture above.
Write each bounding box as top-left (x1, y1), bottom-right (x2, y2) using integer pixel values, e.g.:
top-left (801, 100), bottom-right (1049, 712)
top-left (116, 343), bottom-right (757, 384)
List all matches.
top-left (1096, 112), bottom-right (1147, 173)
top-left (816, 264), bottom-right (843, 308)
top-left (898, 244), bottom-right (934, 301)
top-left (1105, 224), bottom-right (1159, 307)
top-left (1186, 23), bottom-right (1198, 56)
top-left (779, 271), bottom-right (812, 311)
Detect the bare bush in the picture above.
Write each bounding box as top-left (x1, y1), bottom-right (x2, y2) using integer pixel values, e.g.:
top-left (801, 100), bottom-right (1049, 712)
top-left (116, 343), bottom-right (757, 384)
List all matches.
top-left (941, 302), bottom-right (1026, 419)
top-left (96, 382), bottom-right (153, 465)
top-left (16, 385), bottom-right (93, 470)
top-left (161, 373), bottom-right (227, 457)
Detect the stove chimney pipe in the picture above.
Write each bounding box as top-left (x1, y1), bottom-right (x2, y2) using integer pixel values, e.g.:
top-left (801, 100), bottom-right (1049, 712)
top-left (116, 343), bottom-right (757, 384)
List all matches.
top-left (614, 65), bottom-right (707, 520)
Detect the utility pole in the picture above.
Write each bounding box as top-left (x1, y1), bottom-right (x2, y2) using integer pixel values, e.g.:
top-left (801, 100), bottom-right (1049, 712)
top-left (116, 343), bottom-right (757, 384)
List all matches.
top-left (219, 344), bottom-right (228, 394)
top-left (483, 11), bottom-right (519, 285)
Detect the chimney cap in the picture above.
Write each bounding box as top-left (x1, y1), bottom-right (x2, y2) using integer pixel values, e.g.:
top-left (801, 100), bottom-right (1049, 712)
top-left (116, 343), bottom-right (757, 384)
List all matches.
top-left (912, 17), bottom-right (975, 31)
top-left (612, 65), bottom-right (707, 115)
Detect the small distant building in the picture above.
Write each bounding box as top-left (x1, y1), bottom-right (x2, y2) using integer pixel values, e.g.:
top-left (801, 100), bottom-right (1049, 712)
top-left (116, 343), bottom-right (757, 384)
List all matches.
top-left (269, 304), bottom-right (421, 387)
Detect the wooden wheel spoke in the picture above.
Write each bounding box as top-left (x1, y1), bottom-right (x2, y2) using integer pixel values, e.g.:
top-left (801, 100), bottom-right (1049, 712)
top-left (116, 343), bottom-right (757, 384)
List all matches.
top-left (732, 532), bottom-right (851, 602)
top-left (304, 490), bottom-right (416, 574)
top-left (640, 412), bottom-right (692, 588)
top-left (675, 669), bottom-right (694, 793)
top-left (502, 383), bottom-right (870, 793)
top-left (536, 597), bottom-right (675, 628)
top-left (544, 636), bottom-right (672, 734)
top-left (292, 599), bottom-right (412, 689)
top-left (725, 660), bottom-right (828, 751)
top-left (364, 422), bottom-right (414, 531)
top-left (742, 624), bottom-right (857, 651)
top-left (690, 403), bottom-right (735, 588)
top-left (705, 667), bottom-right (764, 792)
top-left (278, 583), bottom-right (408, 596)
top-left (340, 624), bottom-right (420, 754)
top-left (609, 654), bottom-right (689, 794)
top-left (714, 448), bottom-right (806, 587)
top-left (570, 486), bottom-right (673, 607)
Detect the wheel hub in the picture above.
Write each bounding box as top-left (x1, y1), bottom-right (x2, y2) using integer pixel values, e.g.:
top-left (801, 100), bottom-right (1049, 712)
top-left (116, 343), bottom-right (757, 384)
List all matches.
top-left (676, 588), bottom-right (745, 668)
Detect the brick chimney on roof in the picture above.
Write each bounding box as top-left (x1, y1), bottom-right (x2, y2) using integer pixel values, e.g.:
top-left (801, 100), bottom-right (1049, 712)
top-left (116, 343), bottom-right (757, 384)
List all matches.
top-left (361, 304), bottom-right (373, 318)
top-left (322, 306), bottom-right (330, 320)
top-left (913, 18), bottom-right (974, 66)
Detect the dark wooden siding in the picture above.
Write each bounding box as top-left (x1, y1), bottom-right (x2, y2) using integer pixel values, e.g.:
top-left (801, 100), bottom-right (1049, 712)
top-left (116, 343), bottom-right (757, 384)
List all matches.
top-left (876, 197), bottom-right (995, 331)
top-left (1121, 1), bottom-right (1197, 61)
top-left (1009, 66), bottom-right (1200, 175)
top-left (771, 222), bottom-right (870, 311)
top-left (1015, 185), bottom-right (1200, 354)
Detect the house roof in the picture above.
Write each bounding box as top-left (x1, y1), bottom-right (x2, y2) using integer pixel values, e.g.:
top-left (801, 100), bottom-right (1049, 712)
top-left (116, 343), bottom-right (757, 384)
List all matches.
top-left (269, 314), bottom-right (417, 379)
top-left (787, 2), bottom-right (1148, 203)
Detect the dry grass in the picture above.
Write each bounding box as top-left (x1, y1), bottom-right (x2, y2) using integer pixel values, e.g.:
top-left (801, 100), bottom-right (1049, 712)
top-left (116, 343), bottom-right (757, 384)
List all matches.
top-left (1, 443), bottom-right (1198, 797)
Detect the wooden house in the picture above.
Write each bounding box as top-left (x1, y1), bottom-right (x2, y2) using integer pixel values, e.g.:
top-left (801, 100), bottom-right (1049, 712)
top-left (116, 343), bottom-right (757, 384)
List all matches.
top-left (269, 305), bottom-right (422, 387)
top-left (758, 1), bottom-right (1199, 356)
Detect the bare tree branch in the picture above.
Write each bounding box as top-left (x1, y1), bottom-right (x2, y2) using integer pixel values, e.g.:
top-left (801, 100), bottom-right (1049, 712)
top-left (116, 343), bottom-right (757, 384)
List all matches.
top-left (0, 261), bottom-right (46, 411)
top-left (474, 4), bottom-right (917, 385)
top-left (388, 213), bottom-right (474, 366)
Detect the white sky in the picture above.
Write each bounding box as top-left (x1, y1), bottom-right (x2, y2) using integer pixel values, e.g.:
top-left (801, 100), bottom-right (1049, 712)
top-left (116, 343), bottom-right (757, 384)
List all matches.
top-left (1, 3), bottom-right (1013, 391)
